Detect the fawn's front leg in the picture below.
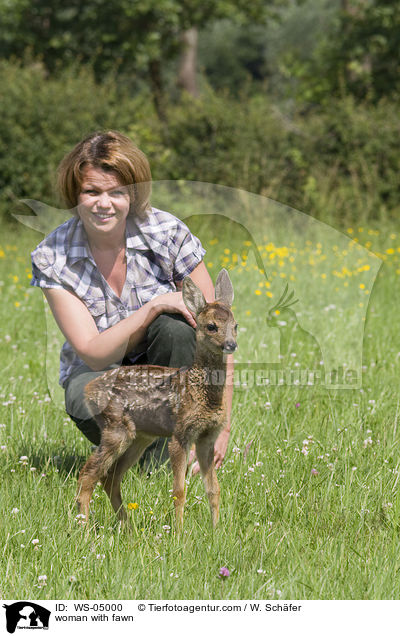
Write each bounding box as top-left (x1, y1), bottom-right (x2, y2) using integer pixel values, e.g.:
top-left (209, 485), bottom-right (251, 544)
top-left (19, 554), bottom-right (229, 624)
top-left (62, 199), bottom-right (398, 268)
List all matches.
top-left (196, 434), bottom-right (220, 528)
top-left (169, 436), bottom-right (189, 531)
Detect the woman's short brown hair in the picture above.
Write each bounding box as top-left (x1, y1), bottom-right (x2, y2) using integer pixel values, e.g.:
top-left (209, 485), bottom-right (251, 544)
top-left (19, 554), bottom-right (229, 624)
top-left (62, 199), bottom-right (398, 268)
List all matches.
top-left (57, 130), bottom-right (152, 217)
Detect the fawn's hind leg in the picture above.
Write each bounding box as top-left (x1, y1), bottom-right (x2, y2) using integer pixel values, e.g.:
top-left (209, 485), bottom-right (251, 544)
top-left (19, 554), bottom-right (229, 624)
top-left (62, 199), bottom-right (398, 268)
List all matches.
top-left (101, 433), bottom-right (156, 522)
top-left (196, 433), bottom-right (220, 528)
top-left (169, 435), bottom-right (190, 531)
top-left (76, 414), bottom-right (136, 523)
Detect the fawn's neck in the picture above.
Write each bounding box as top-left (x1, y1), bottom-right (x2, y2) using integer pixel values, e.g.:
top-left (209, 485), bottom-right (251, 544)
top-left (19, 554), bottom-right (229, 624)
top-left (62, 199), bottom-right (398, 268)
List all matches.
top-left (190, 347), bottom-right (228, 407)
top-left (192, 344), bottom-right (227, 370)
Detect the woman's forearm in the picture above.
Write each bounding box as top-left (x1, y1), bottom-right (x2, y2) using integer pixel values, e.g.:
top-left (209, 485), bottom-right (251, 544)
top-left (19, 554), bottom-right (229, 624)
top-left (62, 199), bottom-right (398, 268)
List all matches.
top-left (79, 300), bottom-right (159, 370)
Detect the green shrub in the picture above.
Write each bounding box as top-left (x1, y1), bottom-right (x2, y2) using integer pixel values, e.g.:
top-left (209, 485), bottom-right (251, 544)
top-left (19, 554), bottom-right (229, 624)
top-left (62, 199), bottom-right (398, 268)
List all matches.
top-left (152, 90), bottom-right (296, 198)
top-left (296, 96), bottom-right (400, 222)
top-left (0, 60), bottom-right (152, 216)
top-left (1, 60), bottom-right (399, 226)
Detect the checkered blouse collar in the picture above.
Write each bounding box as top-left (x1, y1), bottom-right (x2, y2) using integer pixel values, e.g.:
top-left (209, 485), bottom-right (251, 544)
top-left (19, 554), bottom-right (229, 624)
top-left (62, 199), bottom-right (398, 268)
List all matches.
top-left (66, 211), bottom-right (166, 264)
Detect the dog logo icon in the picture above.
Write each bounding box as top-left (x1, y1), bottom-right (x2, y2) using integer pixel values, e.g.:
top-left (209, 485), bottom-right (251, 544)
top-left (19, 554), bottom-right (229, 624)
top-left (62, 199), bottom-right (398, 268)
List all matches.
top-left (3, 602), bottom-right (50, 633)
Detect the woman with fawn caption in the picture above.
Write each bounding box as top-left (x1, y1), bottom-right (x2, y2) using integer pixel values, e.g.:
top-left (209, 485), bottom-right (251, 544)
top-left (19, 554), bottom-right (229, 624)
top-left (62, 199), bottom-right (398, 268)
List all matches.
top-left (30, 131), bottom-right (232, 470)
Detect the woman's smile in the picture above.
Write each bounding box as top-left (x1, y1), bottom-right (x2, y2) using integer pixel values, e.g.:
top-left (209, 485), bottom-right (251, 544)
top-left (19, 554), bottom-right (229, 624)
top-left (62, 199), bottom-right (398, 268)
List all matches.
top-left (93, 212), bottom-right (117, 221)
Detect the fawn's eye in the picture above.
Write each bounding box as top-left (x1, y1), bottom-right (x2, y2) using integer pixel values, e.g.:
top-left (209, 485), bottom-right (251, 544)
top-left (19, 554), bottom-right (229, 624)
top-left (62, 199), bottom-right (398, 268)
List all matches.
top-left (206, 323), bottom-right (218, 332)
top-left (234, 323), bottom-right (238, 332)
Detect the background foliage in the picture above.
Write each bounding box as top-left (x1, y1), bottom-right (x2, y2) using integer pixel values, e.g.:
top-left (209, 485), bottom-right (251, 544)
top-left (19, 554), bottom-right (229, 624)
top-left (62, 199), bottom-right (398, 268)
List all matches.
top-left (0, 0), bottom-right (399, 226)
top-left (1, 60), bottom-right (398, 225)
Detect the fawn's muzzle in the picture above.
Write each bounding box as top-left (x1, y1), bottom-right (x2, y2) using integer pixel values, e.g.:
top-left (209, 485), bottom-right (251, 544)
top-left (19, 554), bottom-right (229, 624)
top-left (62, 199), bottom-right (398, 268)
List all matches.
top-left (222, 340), bottom-right (237, 353)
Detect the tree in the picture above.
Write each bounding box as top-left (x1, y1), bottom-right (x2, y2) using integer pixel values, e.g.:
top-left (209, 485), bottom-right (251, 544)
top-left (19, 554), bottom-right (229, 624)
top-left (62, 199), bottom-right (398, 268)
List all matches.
top-left (0, 0), bottom-right (272, 119)
top-left (282, 0), bottom-right (400, 103)
top-left (335, 0), bottom-right (400, 100)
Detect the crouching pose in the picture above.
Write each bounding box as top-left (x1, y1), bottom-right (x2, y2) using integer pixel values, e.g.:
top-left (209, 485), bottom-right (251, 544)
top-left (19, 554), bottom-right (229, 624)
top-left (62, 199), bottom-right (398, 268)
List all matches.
top-left (31, 130), bottom-right (233, 472)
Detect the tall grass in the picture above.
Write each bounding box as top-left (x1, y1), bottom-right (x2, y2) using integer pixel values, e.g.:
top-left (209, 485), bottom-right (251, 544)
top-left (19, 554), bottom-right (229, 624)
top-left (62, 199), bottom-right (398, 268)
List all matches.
top-left (1, 215), bottom-right (400, 600)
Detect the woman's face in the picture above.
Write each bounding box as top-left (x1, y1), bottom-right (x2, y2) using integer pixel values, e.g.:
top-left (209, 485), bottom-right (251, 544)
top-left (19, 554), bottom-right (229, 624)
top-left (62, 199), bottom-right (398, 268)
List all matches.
top-left (77, 165), bottom-right (131, 241)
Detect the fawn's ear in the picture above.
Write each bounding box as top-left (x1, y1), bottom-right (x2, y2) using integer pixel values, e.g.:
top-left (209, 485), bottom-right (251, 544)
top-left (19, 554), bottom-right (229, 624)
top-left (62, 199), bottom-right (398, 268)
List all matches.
top-left (215, 269), bottom-right (234, 306)
top-left (182, 276), bottom-right (207, 316)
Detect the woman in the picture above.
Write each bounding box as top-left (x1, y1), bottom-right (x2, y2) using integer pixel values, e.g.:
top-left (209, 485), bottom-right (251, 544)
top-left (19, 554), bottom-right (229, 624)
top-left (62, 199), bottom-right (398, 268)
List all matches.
top-left (31, 130), bottom-right (232, 470)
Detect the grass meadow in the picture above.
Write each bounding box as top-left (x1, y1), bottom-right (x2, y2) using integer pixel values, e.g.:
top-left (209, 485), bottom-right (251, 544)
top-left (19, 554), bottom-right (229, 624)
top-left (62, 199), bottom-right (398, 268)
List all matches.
top-left (1, 211), bottom-right (400, 600)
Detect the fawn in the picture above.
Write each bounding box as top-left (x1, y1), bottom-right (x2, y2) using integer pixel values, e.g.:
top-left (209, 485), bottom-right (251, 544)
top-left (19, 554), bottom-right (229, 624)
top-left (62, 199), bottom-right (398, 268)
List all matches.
top-left (76, 269), bottom-right (237, 529)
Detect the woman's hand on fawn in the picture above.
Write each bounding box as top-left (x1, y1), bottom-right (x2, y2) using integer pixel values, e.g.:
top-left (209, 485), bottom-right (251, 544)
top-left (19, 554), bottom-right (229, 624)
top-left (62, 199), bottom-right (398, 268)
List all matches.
top-left (151, 292), bottom-right (197, 328)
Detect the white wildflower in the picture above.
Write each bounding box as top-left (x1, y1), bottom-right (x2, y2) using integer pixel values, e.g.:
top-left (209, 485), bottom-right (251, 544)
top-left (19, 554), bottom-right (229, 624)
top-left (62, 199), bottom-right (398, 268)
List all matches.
top-left (363, 437), bottom-right (373, 448)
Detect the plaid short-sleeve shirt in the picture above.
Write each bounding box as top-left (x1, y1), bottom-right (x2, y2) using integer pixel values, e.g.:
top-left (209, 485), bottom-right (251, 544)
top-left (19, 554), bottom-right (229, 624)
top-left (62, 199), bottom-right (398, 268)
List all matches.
top-left (31, 208), bottom-right (205, 387)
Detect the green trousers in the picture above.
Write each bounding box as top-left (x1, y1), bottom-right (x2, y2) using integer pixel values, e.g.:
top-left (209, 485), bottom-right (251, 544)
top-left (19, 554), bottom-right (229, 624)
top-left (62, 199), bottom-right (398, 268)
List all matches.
top-left (64, 313), bottom-right (196, 458)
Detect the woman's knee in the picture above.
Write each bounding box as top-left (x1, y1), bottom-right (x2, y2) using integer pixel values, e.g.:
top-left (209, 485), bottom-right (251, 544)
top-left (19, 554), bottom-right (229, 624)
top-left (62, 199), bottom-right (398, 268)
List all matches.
top-left (64, 365), bottom-right (107, 445)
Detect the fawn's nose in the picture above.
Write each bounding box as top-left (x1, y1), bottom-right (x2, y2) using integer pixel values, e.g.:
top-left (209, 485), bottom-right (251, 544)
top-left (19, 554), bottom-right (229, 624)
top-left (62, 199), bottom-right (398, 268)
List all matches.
top-left (222, 340), bottom-right (237, 353)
